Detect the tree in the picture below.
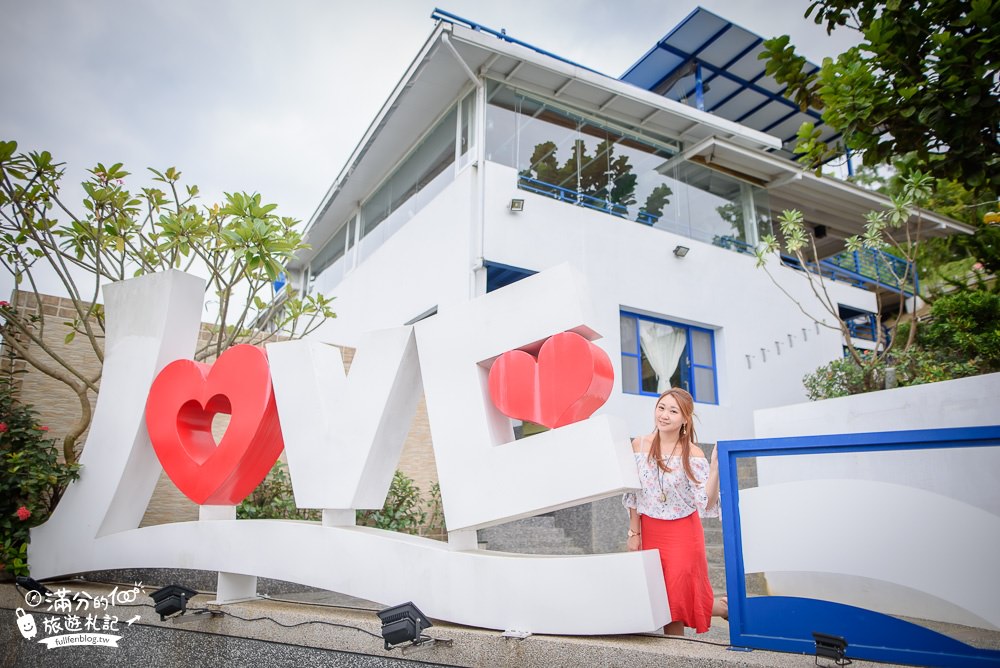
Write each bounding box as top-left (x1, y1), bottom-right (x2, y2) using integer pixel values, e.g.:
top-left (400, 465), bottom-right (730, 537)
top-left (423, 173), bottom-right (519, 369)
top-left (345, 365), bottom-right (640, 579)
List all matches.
top-left (761, 0), bottom-right (999, 199)
top-left (0, 140), bottom-right (335, 464)
top-left (848, 158), bottom-right (999, 295)
top-left (755, 171), bottom-right (934, 392)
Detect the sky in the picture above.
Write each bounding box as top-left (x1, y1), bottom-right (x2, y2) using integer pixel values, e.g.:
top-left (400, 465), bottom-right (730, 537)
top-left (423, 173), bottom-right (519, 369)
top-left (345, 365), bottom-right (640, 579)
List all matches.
top-left (0, 0), bottom-right (861, 300)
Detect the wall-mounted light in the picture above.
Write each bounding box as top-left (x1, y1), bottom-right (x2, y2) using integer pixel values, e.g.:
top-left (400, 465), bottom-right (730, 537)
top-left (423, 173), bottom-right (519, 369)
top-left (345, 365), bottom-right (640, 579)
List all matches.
top-left (673, 245), bottom-right (690, 258)
top-left (508, 198), bottom-right (525, 212)
top-left (814, 224), bottom-right (828, 239)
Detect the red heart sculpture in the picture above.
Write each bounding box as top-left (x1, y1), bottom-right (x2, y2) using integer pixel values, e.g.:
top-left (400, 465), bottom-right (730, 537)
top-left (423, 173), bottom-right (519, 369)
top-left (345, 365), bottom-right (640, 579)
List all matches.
top-left (488, 332), bottom-right (614, 429)
top-left (145, 344), bottom-right (284, 505)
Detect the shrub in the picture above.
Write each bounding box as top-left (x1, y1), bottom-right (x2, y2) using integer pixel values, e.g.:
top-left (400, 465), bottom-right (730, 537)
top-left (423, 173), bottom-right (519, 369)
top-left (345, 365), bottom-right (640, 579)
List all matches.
top-left (0, 380), bottom-right (80, 577)
top-left (236, 460), bottom-right (320, 521)
top-left (919, 291), bottom-right (1000, 372)
top-left (356, 471), bottom-right (427, 534)
top-left (803, 356), bottom-right (869, 400)
top-left (238, 465), bottom-right (442, 539)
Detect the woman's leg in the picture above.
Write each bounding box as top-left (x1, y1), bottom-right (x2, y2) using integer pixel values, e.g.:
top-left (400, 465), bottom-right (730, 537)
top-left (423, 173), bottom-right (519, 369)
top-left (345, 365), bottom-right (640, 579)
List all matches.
top-left (664, 621), bottom-right (685, 636)
top-left (712, 596), bottom-right (728, 619)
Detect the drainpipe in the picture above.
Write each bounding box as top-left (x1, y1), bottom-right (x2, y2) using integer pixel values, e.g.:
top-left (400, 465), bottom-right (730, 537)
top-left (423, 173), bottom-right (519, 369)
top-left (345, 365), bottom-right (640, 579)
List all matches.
top-left (442, 32), bottom-right (487, 299)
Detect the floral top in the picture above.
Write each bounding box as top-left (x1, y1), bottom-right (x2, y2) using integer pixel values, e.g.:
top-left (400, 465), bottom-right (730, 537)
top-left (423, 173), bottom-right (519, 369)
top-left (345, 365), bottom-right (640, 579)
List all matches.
top-left (623, 452), bottom-right (719, 520)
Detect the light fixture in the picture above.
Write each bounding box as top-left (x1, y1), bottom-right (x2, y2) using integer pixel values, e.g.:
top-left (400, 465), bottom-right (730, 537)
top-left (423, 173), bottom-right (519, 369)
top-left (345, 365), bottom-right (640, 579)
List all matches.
top-left (508, 198), bottom-right (525, 212)
top-left (15, 576), bottom-right (53, 596)
top-left (150, 584), bottom-right (198, 621)
top-left (813, 631), bottom-right (850, 666)
top-left (377, 602), bottom-right (433, 650)
top-left (673, 245), bottom-right (690, 258)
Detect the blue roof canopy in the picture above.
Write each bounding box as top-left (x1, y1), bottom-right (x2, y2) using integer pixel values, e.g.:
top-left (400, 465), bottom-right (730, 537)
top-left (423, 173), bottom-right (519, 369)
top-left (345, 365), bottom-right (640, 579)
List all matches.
top-left (620, 7), bottom-right (841, 161)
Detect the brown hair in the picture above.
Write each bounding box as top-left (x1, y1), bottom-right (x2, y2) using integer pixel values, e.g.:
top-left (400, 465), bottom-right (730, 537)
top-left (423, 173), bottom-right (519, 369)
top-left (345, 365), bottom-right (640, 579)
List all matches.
top-left (647, 388), bottom-right (699, 482)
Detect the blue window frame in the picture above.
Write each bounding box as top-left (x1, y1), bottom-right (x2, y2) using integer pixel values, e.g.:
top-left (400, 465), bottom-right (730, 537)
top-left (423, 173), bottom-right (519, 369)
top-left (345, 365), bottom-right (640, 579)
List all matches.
top-left (620, 311), bottom-right (719, 404)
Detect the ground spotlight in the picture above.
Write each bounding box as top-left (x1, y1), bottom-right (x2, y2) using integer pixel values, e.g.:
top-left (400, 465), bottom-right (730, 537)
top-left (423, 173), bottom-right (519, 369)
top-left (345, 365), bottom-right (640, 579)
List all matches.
top-left (377, 601), bottom-right (435, 650)
top-left (150, 584), bottom-right (198, 621)
top-left (813, 631), bottom-right (850, 666)
top-left (15, 576), bottom-right (53, 596)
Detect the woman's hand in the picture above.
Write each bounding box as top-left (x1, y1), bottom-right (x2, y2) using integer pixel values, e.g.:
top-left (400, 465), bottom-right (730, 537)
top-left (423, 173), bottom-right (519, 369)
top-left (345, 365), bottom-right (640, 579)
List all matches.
top-left (627, 534), bottom-right (641, 551)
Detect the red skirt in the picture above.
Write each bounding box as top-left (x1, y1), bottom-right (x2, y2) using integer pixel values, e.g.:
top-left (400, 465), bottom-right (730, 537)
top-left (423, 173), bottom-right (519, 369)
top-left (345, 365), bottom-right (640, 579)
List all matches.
top-left (641, 511), bottom-right (714, 633)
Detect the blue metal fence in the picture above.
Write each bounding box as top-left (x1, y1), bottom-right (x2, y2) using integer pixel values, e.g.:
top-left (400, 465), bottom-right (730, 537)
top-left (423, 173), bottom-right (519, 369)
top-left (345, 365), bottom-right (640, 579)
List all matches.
top-left (717, 426), bottom-right (1000, 668)
top-left (713, 234), bottom-right (917, 296)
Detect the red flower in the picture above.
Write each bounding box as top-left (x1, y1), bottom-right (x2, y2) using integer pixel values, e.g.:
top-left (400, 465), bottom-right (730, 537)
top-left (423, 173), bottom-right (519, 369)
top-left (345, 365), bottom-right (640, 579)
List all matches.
top-left (35, 425), bottom-right (49, 431)
top-left (0, 300), bottom-right (9, 307)
top-left (16, 506), bottom-right (31, 521)
top-left (0, 422), bottom-right (7, 433)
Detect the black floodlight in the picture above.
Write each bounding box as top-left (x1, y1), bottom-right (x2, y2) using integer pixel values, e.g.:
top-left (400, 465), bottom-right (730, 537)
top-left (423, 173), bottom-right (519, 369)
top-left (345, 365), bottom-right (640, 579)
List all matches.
top-left (508, 198), bottom-right (525, 212)
top-left (813, 631), bottom-right (851, 666)
top-left (150, 584), bottom-right (198, 621)
top-left (377, 601), bottom-right (432, 650)
top-left (15, 576), bottom-right (53, 596)
top-left (673, 244), bottom-right (690, 258)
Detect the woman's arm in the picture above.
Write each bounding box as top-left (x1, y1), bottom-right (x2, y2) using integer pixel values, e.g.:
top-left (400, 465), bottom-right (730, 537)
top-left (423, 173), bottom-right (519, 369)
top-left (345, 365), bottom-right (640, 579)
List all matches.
top-left (706, 446), bottom-right (720, 511)
top-left (627, 507), bottom-right (641, 551)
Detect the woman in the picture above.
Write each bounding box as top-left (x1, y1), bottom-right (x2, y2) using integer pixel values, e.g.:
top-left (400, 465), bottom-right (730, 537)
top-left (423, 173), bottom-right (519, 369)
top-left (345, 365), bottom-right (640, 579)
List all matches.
top-left (623, 388), bottom-right (726, 635)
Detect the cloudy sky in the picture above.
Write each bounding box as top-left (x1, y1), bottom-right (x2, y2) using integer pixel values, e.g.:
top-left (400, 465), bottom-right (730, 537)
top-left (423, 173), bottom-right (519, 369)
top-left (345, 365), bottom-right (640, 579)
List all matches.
top-left (1, 0), bottom-right (859, 299)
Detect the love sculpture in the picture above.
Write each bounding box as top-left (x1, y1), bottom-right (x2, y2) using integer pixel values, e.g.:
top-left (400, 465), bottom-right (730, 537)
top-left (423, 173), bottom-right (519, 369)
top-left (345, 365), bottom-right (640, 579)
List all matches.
top-left (28, 265), bottom-right (670, 634)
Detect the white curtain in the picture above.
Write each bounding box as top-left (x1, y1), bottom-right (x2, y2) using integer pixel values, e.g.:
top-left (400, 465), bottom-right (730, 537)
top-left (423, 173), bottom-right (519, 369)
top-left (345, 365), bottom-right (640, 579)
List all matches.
top-left (639, 321), bottom-right (686, 393)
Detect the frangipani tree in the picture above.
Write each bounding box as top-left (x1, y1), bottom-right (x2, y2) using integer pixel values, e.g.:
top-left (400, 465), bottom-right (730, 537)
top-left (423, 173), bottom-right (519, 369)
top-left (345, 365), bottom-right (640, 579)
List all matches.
top-left (0, 140), bottom-right (334, 463)
top-left (754, 171), bottom-right (934, 392)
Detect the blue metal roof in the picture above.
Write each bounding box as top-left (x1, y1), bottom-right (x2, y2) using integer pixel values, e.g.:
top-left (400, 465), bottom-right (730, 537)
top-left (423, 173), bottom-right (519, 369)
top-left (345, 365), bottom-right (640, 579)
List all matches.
top-left (620, 7), bottom-right (841, 161)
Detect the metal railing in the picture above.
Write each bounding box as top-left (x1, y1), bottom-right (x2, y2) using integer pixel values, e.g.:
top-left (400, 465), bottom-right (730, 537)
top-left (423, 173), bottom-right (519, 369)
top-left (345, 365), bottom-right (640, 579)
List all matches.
top-left (713, 235), bottom-right (917, 297)
top-left (516, 174), bottom-right (918, 298)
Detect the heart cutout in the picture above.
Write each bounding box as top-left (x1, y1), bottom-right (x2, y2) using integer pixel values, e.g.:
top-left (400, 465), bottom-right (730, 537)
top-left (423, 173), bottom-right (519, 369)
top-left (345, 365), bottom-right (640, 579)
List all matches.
top-left (145, 344), bottom-right (284, 505)
top-left (488, 331), bottom-right (613, 429)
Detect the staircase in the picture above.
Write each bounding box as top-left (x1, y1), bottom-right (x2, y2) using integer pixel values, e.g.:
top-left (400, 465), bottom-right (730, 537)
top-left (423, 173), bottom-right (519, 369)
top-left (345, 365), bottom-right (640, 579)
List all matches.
top-left (479, 514), bottom-right (587, 555)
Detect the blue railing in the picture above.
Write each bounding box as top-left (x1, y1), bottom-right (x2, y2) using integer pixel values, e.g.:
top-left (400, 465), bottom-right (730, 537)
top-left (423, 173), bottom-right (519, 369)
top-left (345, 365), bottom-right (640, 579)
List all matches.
top-left (516, 173), bottom-right (918, 298)
top-left (517, 175), bottom-right (629, 218)
top-left (713, 235), bottom-right (917, 297)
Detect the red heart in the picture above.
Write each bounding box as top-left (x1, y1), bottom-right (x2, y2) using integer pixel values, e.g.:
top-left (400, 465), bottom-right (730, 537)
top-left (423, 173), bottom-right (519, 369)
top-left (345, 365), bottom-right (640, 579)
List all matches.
top-left (145, 344), bottom-right (284, 505)
top-left (488, 332), bottom-right (614, 429)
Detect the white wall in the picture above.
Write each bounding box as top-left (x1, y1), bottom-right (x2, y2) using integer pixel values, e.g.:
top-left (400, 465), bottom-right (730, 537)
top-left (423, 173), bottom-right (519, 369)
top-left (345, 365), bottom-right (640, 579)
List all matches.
top-left (481, 163), bottom-right (876, 443)
top-left (308, 159), bottom-right (882, 443)
top-left (745, 373), bottom-right (1000, 630)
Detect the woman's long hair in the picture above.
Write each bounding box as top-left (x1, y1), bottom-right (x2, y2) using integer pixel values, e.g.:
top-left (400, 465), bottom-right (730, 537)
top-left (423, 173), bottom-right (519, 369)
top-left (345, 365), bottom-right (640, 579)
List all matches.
top-left (647, 388), bottom-right (699, 482)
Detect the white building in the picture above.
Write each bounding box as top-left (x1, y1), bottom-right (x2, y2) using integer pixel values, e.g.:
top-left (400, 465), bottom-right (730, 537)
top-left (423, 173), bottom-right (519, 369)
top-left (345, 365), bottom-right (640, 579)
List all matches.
top-left (291, 9), bottom-right (970, 459)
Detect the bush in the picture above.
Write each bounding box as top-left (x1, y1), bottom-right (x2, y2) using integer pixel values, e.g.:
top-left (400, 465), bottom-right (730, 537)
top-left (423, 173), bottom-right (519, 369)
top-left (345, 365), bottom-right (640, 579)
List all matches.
top-left (919, 291), bottom-right (1000, 372)
top-left (236, 460), bottom-right (320, 521)
top-left (237, 464), bottom-right (444, 538)
top-left (0, 380), bottom-right (80, 577)
top-left (803, 356), bottom-right (869, 400)
top-left (356, 471), bottom-right (427, 534)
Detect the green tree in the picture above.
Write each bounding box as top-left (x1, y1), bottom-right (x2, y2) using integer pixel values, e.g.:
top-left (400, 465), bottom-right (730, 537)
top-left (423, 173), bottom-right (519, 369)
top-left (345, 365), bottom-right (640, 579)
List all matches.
top-left (848, 158), bottom-right (999, 295)
top-left (756, 171), bottom-right (934, 392)
top-left (0, 140), bottom-right (335, 463)
top-left (761, 0), bottom-right (999, 198)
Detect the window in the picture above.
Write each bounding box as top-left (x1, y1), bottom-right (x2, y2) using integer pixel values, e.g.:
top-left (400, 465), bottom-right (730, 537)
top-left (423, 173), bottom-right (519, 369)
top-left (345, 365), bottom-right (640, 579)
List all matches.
top-left (838, 304), bottom-right (880, 342)
top-left (485, 261), bottom-right (536, 293)
top-left (620, 311), bottom-right (718, 404)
